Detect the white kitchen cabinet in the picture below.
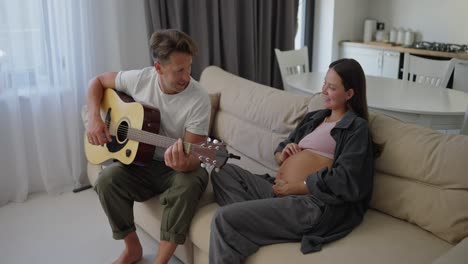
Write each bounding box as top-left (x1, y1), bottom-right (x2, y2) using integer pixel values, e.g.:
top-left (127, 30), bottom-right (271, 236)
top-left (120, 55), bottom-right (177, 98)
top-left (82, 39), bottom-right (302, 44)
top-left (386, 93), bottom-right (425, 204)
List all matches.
top-left (340, 46), bottom-right (400, 79)
top-left (381, 51), bottom-right (400, 78)
top-left (453, 59), bottom-right (468, 93)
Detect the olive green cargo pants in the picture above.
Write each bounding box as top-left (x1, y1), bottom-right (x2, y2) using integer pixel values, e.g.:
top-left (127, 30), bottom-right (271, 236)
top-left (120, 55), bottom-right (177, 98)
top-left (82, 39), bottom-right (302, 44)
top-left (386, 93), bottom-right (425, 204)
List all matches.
top-left (94, 160), bottom-right (208, 244)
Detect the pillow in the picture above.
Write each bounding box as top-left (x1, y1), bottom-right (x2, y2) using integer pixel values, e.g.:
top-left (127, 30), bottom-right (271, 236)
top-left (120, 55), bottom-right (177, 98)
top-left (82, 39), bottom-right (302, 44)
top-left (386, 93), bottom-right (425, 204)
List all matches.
top-left (369, 112), bottom-right (468, 244)
top-left (208, 93), bottom-right (221, 137)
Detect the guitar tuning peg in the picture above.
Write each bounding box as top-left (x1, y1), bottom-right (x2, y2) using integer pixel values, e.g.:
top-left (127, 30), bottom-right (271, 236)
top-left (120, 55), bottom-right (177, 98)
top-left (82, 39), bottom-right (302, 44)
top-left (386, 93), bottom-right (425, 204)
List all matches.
top-left (200, 163), bottom-right (206, 168)
top-left (213, 139), bottom-right (219, 144)
top-left (207, 137), bottom-right (212, 142)
top-left (215, 168), bottom-right (220, 173)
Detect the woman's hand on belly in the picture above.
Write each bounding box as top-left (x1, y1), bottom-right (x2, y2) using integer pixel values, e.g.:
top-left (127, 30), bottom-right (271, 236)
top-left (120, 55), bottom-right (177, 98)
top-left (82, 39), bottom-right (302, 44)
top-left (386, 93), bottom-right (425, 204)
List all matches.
top-left (272, 179), bottom-right (308, 196)
top-left (277, 143), bottom-right (302, 164)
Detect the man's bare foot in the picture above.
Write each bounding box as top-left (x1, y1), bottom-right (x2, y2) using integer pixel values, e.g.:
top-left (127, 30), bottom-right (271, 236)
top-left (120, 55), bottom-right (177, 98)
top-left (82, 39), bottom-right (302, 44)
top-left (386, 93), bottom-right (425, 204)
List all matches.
top-left (153, 240), bottom-right (177, 264)
top-left (112, 246), bottom-right (142, 264)
top-left (113, 231), bottom-right (143, 264)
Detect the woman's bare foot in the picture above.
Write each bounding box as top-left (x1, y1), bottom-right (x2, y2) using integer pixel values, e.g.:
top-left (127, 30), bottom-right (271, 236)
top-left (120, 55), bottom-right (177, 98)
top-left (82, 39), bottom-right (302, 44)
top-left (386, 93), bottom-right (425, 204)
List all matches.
top-left (113, 231), bottom-right (143, 264)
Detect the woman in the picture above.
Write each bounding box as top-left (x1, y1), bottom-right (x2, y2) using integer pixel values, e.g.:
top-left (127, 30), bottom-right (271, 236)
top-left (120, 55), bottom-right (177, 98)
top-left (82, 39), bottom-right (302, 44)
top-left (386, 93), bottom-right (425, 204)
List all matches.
top-left (209, 58), bottom-right (376, 264)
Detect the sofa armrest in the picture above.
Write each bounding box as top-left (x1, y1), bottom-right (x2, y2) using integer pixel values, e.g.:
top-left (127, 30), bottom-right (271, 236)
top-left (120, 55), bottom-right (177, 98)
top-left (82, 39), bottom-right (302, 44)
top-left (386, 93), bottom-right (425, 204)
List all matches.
top-left (87, 162), bottom-right (104, 186)
top-left (432, 237), bottom-right (468, 264)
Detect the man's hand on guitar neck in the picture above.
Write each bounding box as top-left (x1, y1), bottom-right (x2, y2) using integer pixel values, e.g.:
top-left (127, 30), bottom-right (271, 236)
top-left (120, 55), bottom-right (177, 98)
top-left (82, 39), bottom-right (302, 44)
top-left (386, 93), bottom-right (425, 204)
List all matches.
top-left (87, 115), bottom-right (112, 146)
top-left (164, 138), bottom-right (195, 173)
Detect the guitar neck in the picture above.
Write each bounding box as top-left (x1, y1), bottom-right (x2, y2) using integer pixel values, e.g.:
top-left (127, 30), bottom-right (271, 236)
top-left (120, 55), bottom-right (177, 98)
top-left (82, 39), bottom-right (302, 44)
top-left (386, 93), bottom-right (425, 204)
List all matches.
top-left (110, 125), bottom-right (192, 153)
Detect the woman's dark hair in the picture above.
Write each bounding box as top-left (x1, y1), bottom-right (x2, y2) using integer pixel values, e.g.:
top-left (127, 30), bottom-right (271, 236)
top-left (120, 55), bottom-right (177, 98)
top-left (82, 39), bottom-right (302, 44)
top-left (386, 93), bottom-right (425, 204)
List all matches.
top-left (330, 58), bottom-right (384, 157)
top-left (149, 29), bottom-right (198, 64)
top-left (329, 58), bottom-right (369, 121)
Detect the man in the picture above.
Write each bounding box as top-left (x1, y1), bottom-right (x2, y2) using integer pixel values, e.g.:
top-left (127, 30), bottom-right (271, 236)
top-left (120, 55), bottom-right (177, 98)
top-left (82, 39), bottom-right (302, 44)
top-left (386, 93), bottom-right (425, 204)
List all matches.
top-left (86, 29), bottom-right (211, 264)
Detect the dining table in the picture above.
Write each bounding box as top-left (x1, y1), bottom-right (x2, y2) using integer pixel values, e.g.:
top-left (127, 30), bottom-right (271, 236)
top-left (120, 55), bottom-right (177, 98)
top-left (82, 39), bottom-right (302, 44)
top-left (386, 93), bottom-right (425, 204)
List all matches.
top-left (285, 72), bottom-right (468, 130)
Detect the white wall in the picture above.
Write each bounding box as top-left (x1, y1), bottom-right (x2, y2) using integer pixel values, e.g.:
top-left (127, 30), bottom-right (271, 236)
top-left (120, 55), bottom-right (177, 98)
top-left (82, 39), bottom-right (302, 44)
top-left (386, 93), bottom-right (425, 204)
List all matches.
top-left (368, 0), bottom-right (468, 44)
top-left (332, 0), bottom-right (370, 60)
top-left (312, 0), bottom-right (370, 72)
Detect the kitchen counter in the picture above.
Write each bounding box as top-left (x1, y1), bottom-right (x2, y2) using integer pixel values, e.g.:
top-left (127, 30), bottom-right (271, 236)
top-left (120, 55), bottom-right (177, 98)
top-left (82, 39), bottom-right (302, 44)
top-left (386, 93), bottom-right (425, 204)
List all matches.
top-left (341, 41), bottom-right (468, 60)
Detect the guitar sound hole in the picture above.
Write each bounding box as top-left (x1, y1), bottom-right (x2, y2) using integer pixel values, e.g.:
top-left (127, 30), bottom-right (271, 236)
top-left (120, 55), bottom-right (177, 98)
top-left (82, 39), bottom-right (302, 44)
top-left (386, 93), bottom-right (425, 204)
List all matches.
top-left (117, 121), bottom-right (129, 142)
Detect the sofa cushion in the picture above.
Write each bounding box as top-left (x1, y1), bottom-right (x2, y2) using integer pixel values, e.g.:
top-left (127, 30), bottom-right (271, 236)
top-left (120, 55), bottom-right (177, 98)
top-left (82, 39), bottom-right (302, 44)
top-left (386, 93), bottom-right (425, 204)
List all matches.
top-left (208, 93), bottom-right (221, 137)
top-left (223, 145), bottom-right (277, 176)
top-left (306, 92), bottom-right (326, 112)
top-left (190, 205), bottom-right (452, 264)
top-left (200, 66), bottom-right (321, 173)
top-left (369, 112), bottom-right (468, 244)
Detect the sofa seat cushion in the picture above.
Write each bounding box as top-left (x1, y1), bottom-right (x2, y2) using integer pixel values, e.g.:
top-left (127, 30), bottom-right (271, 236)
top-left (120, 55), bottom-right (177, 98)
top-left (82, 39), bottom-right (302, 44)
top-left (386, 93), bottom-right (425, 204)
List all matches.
top-left (190, 205), bottom-right (452, 264)
top-left (433, 237), bottom-right (468, 264)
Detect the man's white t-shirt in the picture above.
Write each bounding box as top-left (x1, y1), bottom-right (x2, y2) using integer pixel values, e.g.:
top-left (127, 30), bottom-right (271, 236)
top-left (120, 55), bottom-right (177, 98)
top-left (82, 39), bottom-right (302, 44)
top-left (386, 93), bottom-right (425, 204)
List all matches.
top-left (114, 67), bottom-right (211, 159)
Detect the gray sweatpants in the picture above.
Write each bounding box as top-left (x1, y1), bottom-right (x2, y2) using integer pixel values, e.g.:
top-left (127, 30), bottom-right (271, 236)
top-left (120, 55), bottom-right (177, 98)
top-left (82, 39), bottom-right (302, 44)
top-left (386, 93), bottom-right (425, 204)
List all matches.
top-left (209, 164), bottom-right (324, 264)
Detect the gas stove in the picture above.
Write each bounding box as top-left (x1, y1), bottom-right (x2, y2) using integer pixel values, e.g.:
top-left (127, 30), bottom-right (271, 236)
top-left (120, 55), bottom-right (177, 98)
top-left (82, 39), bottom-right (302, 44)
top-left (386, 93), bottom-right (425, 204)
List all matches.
top-left (411, 41), bottom-right (468, 53)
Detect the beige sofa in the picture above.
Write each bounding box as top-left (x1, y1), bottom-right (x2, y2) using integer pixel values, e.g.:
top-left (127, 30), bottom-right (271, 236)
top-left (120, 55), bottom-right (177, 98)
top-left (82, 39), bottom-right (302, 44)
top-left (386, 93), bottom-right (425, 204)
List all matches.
top-left (85, 66), bottom-right (468, 264)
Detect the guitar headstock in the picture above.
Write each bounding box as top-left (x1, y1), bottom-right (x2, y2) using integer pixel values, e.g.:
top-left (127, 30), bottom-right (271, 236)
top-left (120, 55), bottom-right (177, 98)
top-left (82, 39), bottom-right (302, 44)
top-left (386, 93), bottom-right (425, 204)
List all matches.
top-left (192, 137), bottom-right (231, 170)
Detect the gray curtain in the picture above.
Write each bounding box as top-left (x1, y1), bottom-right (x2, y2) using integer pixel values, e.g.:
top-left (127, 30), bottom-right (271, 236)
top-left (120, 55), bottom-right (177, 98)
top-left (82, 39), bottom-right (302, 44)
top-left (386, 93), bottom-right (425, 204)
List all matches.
top-left (145, 0), bottom-right (298, 89)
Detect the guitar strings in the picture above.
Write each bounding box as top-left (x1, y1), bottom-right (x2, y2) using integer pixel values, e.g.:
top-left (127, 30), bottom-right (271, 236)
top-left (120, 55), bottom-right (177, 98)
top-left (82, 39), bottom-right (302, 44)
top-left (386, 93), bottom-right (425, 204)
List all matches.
top-left (104, 122), bottom-right (219, 164)
top-left (108, 124), bottom-right (209, 151)
top-left (110, 125), bottom-right (178, 146)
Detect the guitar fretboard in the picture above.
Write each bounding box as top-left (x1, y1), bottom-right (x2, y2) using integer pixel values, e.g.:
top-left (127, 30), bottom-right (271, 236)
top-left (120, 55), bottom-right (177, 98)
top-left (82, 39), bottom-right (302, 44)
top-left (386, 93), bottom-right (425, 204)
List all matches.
top-left (109, 124), bottom-right (192, 153)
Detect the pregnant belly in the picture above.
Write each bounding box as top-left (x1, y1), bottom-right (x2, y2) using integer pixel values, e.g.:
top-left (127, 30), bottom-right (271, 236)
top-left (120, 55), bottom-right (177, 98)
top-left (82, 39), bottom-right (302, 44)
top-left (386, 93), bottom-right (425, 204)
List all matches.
top-left (276, 150), bottom-right (333, 184)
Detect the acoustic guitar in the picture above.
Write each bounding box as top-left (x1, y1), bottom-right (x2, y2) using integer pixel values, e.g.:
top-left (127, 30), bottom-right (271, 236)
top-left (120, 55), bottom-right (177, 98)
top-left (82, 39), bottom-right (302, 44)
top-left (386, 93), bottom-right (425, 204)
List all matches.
top-left (84, 89), bottom-right (238, 169)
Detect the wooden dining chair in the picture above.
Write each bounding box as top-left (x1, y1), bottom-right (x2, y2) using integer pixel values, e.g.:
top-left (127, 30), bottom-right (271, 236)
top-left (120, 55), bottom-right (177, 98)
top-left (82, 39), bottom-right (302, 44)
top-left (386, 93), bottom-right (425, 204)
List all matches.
top-left (274, 46), bottom-right (309, 91)
top-left (402, 53), bottom-right (455, 88)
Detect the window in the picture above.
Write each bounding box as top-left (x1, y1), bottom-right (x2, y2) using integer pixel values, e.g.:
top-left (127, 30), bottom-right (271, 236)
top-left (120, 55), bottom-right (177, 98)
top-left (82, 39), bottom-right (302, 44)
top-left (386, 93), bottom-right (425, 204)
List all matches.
top-left (0, 0), bottom-right (53, 95)
top-left (294, 0), bottom-right (306, 49)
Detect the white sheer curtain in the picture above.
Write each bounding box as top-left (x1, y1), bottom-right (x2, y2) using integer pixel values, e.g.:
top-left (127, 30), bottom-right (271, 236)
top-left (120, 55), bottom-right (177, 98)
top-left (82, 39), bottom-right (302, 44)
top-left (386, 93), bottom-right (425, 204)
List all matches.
top-left (0, 0), bottom-right (111, 205)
